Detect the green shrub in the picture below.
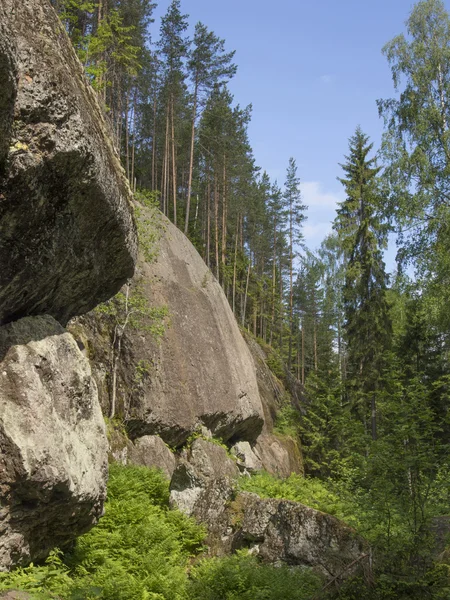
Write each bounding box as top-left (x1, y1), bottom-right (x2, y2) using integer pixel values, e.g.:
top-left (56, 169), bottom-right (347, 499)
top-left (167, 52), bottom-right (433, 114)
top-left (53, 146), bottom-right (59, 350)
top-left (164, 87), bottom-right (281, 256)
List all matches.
top-left (239, 471), bottom-right (358, 527)
top-left (266, 350), bottom-right (285, 380)
top-left (187, 551), bottom-right (322, 600)
top-left (273, 399), bottom-right (301, 438)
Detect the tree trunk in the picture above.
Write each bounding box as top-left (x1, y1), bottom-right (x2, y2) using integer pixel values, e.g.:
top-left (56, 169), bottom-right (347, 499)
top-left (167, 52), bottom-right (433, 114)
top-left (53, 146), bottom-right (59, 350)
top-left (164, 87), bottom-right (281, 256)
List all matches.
top-left (301, 322), bottom-right (305, 385)
top-left (242, 262), bottom-right (251, 327)
top-left (270, 223), bottom-right (277, 346)
top-left (214, 175), bottom-right (220, 280)
top-left (206, 174), bottom-right (211, 267)
top-left (151, 94), bottom-right (157, 191)
top-left (170, 96), bottom-right (177, 226)
top-left (221, 157), bottom-right (227, 276)
top-left (185, 79), bottom-right (198, 234)
top-left (232, 215), bottom-right (239, 315)
top-left (289, 196), bottom-right (294, 373)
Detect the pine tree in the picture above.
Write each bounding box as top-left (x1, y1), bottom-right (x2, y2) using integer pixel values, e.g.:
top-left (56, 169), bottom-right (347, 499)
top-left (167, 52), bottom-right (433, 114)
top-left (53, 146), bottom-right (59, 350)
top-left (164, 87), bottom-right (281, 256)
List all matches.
top-left (184, 23), bottom-right (236, 235)
top-left (157, 0), bottom-right (190, 226)
top-left (283, 158), bottom-right (307, 372)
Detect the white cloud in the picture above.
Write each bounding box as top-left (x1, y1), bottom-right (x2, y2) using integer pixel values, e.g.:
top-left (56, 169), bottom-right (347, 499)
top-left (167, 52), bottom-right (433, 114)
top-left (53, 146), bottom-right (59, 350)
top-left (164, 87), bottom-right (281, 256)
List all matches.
top-left (301, 181), bottom-right (343, 210)
top-left (319, 74), bottom-right (334, 85)
top-left (303, 222), bottom-right (333, 241)
top-left (299, 181), bottom-right (343, 250)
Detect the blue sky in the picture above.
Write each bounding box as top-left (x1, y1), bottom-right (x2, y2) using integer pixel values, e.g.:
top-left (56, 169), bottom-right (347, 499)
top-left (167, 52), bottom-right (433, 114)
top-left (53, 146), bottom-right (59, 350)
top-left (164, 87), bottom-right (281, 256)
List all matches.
top-left (151, 0), bottom-right (448, 270)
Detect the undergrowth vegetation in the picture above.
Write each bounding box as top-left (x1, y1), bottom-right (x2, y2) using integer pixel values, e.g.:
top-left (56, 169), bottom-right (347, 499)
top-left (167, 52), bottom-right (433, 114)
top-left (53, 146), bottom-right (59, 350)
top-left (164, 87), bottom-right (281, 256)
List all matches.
top-left (0, 465), bottom-right (322, 600)
top-left (239, 471), bottom-right (355, 524)
top-left (239, 470), bottom-right (450, 599)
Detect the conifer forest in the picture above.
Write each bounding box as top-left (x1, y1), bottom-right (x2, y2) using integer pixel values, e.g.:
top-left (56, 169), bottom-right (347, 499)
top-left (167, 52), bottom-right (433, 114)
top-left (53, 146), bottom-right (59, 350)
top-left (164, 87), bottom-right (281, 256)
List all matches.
top-left (2, 0), bottom-right (450, 598)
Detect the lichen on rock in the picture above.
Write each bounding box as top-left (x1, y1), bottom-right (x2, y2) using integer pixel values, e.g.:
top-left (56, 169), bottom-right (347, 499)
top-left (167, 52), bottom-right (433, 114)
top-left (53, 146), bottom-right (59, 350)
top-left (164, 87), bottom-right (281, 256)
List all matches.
top-left (0, 316), bottom-right (108, 570)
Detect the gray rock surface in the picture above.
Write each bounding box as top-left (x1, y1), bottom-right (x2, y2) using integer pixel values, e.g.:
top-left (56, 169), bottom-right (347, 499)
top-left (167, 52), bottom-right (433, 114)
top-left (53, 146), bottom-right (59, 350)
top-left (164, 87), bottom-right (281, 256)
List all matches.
top-left (170, 438), bottom-right (239, 517)
top-left (128, 435), bottom-right (176, 479)
top-left (0, 316), bottom-right (108, 570)
top-left (73, 205), bottom-right (265, 447)
top-left (0, 18), bottom-right (17, 167)
top-left (232, 493), bottom-right (368, 578)
top-left (170, 438), bottom-right (240, 555)
top-left (254, 434), bottom-right (303, 478)
top-left (0, 0), bottom-right (137, 325)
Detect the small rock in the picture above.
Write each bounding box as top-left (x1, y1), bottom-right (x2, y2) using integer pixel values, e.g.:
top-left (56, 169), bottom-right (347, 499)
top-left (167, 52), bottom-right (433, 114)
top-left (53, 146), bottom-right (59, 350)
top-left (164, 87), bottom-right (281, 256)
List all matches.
top-left (230, 441), bottom-right (263, 473)
top-left (129, 435), bottom-right (176, 479)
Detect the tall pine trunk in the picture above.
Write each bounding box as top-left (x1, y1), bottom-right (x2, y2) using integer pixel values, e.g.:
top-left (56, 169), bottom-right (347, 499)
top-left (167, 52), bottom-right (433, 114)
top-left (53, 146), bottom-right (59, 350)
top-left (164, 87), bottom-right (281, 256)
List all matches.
top-left (185, 78), bottom-right (198, 234)
top-left (170, 96), bottom-right (177, 226)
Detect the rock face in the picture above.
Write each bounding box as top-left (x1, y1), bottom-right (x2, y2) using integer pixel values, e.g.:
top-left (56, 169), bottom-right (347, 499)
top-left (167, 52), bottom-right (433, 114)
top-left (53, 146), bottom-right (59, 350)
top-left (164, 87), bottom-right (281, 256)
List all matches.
top-left (170, 438), bottom-right (240, 554)
top-left (0, 0), bottom-right (137, 325)
top-left (0, 316), bottom-right (108, 569)
top-left (254, 434), bottom-right (303, 478)
top-left (72, 206), bottom-right (265, 447)
top-left (230, 441), bottom-right (263, 473)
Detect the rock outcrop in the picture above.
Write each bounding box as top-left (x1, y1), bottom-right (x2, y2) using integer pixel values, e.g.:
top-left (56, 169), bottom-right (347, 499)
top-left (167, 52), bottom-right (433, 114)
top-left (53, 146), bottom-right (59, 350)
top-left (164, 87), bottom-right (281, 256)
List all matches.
top-left (170, 438), bottom-right (240, 554)
top-left (231, 493), bottom-right (368, 578)
top-left (0, 0), bottom-right (137, 326)
top-left (169, 437), bottom-right (367, 578)
top-left (72, 205), bottom-right (265, 447)
top-left (0, 0), bottom-right (139, 570)
top-left (0, 316), bottom-right (108, 569)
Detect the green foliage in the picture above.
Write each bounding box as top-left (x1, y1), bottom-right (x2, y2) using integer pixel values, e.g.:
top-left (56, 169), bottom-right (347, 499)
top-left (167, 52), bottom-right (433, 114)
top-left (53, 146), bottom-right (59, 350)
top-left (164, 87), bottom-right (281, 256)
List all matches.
top-left (134, 191), bottom-right (165, 263)
top-left (0, 466), bottom-right (332, 600)
top-left (273, 398), bottom-right (301, 438)
top-left (239, 471), bottom-right (357, 525)
top-left (188, 550), bottom-right (322, 600)
top-left (300, 371), bottom-right (346, 477)
top-left (94, 285), bottom-right (168, 339)
top-left (134, 359), bottom-right (152, 384)
top-left (265, 347), bottom-right (285, 380)
top-left (0, 550), bottom-right (73, 599)
top-left (86, 9), bottom-right (141, 89)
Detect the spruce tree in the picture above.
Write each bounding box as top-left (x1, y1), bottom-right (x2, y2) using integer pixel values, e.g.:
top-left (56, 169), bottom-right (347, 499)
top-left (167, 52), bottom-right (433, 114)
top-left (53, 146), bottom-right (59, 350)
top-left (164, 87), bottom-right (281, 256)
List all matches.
top-left (336, 127), bottom-right (391, 440)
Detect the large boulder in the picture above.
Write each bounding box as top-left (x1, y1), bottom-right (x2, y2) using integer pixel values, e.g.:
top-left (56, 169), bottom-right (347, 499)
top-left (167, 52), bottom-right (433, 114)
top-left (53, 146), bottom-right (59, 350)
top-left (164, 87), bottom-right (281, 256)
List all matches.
top-left (231, 493), bottom-right (368, 578)
top-left (72, 205), bottom-right (265, 447)
top-left (0, 0), bottom-right (137, 326)
top-left (0, 316), bottom-right (108, 570)
top-left (170, 438), bottom-right (240, 554)
top-left (254, 433), bottom-right (303, 478)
